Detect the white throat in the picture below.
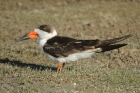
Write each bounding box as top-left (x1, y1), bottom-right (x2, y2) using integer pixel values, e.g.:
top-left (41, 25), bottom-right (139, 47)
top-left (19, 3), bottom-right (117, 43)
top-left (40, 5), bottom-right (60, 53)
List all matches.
top-left (39, 39), bottom-right (47, 51)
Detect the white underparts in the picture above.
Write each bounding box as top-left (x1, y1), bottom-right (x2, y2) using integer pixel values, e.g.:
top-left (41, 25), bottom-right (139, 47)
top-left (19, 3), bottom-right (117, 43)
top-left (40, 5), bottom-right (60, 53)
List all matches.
top-left (43, 49), bottom-right (101, 63)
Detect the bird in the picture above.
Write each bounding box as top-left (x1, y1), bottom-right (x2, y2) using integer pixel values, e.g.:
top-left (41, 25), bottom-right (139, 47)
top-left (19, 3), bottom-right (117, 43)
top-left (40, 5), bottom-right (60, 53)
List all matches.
top-left (15, 24), bottom-right (132, 72)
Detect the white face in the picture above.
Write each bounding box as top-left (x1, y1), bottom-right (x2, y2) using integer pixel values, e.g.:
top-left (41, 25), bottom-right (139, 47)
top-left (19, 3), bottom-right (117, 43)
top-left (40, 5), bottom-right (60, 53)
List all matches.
top-left (34, 28), bottom-right (57, 40)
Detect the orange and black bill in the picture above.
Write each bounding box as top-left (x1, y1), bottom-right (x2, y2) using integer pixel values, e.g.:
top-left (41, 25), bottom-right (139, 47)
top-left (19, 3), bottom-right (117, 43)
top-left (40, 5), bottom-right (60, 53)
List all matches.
top-left (15, 31), bottom-right (38, 42)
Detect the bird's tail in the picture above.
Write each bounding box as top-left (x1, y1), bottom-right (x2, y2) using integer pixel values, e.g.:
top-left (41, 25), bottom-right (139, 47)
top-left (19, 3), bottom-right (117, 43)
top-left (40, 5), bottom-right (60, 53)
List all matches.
top-left (101, 44), bottom-right (127, 52)
top-left (95, 35), bottom-right (132, 48)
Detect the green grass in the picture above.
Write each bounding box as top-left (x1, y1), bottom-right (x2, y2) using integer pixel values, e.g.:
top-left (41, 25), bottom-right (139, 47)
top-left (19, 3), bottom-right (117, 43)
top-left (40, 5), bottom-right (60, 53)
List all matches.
top-left (0, 0), bottom-right (140, 93)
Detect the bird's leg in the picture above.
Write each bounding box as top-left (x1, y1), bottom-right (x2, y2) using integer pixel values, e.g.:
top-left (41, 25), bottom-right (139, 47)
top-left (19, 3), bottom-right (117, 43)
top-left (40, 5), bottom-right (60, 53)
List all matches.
top-left (57, 62), bottom-right (66, 73)
top-left (57, 62), bottom-right (62, 73)
top-left (62, 63), bottom-right (65, 68)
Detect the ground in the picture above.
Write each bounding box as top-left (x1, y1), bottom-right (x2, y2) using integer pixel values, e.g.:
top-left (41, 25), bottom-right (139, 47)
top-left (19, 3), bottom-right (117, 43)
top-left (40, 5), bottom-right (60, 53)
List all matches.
top-left (0, 0), bottom-right (140, 93)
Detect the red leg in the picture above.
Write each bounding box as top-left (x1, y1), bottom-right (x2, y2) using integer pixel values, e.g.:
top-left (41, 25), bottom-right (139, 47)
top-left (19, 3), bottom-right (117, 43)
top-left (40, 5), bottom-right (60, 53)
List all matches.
top-left (57, 62), bottom-right (66, 73)
top-left (57, 62), bottom-right (62, 73)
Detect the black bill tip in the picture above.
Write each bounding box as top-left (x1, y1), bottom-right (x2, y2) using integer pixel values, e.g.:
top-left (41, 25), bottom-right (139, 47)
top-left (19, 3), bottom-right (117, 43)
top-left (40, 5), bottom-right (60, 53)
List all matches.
top-left (14, 35), bottom-right (30, 42)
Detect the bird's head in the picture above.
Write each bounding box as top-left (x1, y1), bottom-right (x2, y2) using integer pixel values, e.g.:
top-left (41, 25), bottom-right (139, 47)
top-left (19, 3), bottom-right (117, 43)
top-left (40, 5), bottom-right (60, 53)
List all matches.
top-left (15, 25), bottom-right (57, 42)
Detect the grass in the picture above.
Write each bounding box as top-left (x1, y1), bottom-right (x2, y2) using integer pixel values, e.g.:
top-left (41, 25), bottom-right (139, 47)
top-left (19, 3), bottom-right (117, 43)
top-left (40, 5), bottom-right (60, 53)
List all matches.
top-left (0, 0), bottom-right (140, 93)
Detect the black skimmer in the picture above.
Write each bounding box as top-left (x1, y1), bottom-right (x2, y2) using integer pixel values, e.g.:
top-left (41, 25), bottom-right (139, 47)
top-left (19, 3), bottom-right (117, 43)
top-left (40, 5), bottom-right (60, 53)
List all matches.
top-left (15, 24), bottom-right (132, 72)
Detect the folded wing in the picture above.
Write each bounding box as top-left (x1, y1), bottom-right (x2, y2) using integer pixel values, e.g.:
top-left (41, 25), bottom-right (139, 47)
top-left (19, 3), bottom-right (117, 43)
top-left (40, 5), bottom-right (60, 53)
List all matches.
top-left (43, 35), bottom-right (132, 57)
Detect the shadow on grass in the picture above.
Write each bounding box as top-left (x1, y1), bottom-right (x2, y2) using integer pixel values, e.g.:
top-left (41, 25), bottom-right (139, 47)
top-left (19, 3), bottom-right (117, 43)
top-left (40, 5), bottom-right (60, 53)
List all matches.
top-left (0, 58), bottom-right (57, 71)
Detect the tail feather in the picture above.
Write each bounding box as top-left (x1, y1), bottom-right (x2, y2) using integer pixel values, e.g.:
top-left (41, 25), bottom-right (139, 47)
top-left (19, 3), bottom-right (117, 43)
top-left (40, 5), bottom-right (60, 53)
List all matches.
top-left (95, 35), bottom-right (132, 48)
top-left (104, 35), bottom-right (132, 44)
top-left (101, 44), bottom-right (127, 52)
